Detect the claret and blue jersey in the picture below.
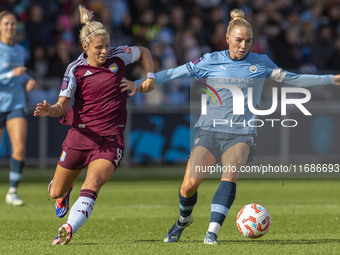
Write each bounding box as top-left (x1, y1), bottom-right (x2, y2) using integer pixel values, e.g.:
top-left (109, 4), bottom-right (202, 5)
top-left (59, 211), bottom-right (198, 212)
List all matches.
top-left (147, 49), bottom-right (334, 135)
top-left (59, 46), bottom-right (140, 137)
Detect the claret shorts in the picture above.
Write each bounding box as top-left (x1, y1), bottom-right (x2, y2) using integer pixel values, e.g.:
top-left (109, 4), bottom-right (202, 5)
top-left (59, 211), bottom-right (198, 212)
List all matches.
top-left (58, 128), bottom-right (125, 170)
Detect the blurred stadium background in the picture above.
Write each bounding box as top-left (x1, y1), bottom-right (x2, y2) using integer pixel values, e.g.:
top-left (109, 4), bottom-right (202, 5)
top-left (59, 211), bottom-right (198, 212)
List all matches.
top-left (1, 0), bottom-right (340, 169)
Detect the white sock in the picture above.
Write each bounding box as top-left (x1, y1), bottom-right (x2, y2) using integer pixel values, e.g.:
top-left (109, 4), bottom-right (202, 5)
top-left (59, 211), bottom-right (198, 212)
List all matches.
top-left (67, 191), bottom-right (96, 234)
top-left (208, 222), bottom-right (221, 236)
top-left (179, 215), bottom-right (191, 223)
top-left (9, 187), bottom-right (17, 193)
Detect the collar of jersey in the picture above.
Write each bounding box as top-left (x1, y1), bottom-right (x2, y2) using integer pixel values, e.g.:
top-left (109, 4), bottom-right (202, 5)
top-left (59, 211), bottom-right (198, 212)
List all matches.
top-left (225, 49), bottom-right (249, 62)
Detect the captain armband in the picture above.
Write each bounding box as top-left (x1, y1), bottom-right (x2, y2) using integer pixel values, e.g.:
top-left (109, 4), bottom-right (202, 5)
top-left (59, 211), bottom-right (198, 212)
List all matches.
top-left (270, 67), bottom-right (287, 83)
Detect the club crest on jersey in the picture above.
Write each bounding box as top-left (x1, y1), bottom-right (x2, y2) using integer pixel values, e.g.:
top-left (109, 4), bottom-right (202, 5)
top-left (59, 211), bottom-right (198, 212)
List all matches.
top-left (123, 46), bottom-right (131, 54)
top-left (109, 63), bottom-right (118, 73)
top-left (192, 57), bottom-right (203, 65)
top-left (61, 76), bottom-right (70, 90)
top-left (249, 65), bottom-right (257, 73)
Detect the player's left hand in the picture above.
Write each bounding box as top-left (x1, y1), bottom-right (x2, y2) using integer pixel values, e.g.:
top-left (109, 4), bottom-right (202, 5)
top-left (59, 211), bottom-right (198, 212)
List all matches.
top-left (26, 78), bottom-right (36, 92)
top-left (120, 78), bottom-right (137, 97)
top-left (138, 78), bottom-right (155, 93)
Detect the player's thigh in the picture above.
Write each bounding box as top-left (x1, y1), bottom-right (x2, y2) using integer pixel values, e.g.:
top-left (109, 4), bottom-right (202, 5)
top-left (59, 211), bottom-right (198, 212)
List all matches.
top-left (220, 142), bottom-right (250, 182)
top-left (181, 146), bottom-right (216, 197)
top-left (50, 164), bottom-right (83, 198)
top-left (81, 159), bottom-right (116, 193)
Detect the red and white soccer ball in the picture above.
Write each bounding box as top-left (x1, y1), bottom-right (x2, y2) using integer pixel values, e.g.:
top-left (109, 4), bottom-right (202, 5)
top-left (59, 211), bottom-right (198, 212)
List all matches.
top-left (236, 203), bottom-right (271, 239)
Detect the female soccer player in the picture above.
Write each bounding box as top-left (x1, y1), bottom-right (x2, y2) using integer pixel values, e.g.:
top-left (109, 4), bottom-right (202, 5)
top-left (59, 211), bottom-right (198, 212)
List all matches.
top-left (0, 11), bottom-right (36, 206)
top-left (34, 5), bottom-right (155, 245)
top-left (132, 9), bottom-right (340, 244)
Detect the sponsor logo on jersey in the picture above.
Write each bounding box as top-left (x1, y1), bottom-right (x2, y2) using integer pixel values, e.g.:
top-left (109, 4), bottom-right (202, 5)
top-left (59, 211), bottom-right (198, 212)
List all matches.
top-left (61, 76), bottom-right (70, 91)
top-left (192, 57), bottom-right (203, 65)
top-left (123, 46), bottom-right (131, 54)
top-left (109, 63), bottom-right (118, 73)
top-left (84, 70), bottom-right (93, 76)
top-left (249, 65), bottom-right (257, 73)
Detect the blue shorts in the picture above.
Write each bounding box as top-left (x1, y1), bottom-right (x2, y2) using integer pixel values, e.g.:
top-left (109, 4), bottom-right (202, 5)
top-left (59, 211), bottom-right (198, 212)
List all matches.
top-left (191, 129), bottom-right (257, 163)
top-left (0, 108), bottom-right (26, 129)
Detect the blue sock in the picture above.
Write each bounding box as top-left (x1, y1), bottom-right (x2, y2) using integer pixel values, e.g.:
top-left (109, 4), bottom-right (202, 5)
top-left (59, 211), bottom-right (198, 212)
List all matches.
top-left (9, 157), bottom-right (24, 189)
top-left (208, 181), bottom-right (236, 235)
top-left (178, 188), bottom-right (197, 225)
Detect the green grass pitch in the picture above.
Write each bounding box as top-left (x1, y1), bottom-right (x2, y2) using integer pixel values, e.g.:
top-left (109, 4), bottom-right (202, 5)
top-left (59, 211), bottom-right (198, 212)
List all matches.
top-left (1, 166), bottom-right (340, 255)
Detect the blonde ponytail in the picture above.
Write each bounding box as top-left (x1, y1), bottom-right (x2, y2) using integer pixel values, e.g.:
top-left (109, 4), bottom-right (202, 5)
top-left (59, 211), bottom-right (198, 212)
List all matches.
top-left (79, 5), bottom-right (93, 25)
top-left (227, 9), bottom-right (252, 35)
top-left (78, 5), bottom-right (108, 45)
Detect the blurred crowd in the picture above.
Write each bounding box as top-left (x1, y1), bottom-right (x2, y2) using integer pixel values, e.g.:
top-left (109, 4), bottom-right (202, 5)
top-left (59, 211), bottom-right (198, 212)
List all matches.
top-left (1, 0), bottom-right (340, 106)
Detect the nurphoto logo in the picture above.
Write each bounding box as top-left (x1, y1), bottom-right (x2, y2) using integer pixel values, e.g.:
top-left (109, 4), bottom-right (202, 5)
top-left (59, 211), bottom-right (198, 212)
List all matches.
top-left (200, 79), bottom-right (312, 128)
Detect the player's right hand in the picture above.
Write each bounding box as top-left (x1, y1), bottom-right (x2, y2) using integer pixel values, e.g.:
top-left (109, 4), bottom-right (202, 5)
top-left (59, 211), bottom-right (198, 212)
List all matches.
top-left (138, 78), bottom-right (155, 93)
top-left (12, 66), bottom-right (27, 76)
top-left (33, 100), bottom-right (51, 117)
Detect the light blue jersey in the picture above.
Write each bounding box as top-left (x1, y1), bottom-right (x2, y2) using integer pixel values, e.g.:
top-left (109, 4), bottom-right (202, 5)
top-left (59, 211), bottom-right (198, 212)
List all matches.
top-left (137, 50), bottom-right (334, 135)
top-left (0, 41), bottom-right (30, 112)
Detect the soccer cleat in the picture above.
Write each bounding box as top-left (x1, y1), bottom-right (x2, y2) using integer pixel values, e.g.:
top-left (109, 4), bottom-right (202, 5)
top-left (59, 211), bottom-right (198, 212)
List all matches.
top-left (204, 231), bottom-right (220, 245)
top-left (5, 192), bottom-right (24, 206)
top-left (55, 184), bottom-right (74, 218)
top-left (163, 217), bottom-right (193, 243)
top-left (52, 223), bottom-right (73, 245)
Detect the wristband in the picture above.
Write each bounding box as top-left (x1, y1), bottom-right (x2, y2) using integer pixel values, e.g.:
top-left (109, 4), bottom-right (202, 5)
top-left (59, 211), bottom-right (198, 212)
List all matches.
top-left (6, 71), bottom-right (14, 79)
top-left (146, 72), bottom-right (155, 79)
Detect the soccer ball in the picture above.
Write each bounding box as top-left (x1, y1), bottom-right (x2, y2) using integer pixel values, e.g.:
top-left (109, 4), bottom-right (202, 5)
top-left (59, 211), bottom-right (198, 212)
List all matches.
top-left (236, 203), bottom-right (271, 239)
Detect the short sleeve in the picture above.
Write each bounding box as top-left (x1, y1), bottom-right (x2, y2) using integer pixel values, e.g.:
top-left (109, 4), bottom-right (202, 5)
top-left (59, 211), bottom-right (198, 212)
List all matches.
top-left (113, 46), bottom-right (140, 65)
top-left (59, 64), bottom-right (77, 98)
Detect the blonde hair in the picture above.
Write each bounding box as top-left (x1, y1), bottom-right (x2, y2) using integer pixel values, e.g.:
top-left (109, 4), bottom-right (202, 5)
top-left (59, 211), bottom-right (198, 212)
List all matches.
top-left (78, 5), bottom-right (108, 45)
top-left (227, 9), bottom-right (252, 35)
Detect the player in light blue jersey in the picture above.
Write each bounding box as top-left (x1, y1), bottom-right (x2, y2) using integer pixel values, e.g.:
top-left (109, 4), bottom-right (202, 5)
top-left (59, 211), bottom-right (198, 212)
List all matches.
top-left (0, 11), bottom-right (36, 206)
top-left (130, 8), bottom-right (340, 245)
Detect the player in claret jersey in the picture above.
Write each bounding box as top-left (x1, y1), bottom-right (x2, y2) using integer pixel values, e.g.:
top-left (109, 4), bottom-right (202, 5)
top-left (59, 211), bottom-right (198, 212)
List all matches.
top-left (34, 5), bottom-right (155, 245)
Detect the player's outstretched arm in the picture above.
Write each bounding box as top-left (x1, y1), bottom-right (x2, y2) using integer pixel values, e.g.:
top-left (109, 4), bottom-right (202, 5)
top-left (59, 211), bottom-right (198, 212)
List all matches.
top-left (33, 96), bottom-right (71, 117)
top-left (134, 64), bottom-right (191, 92)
